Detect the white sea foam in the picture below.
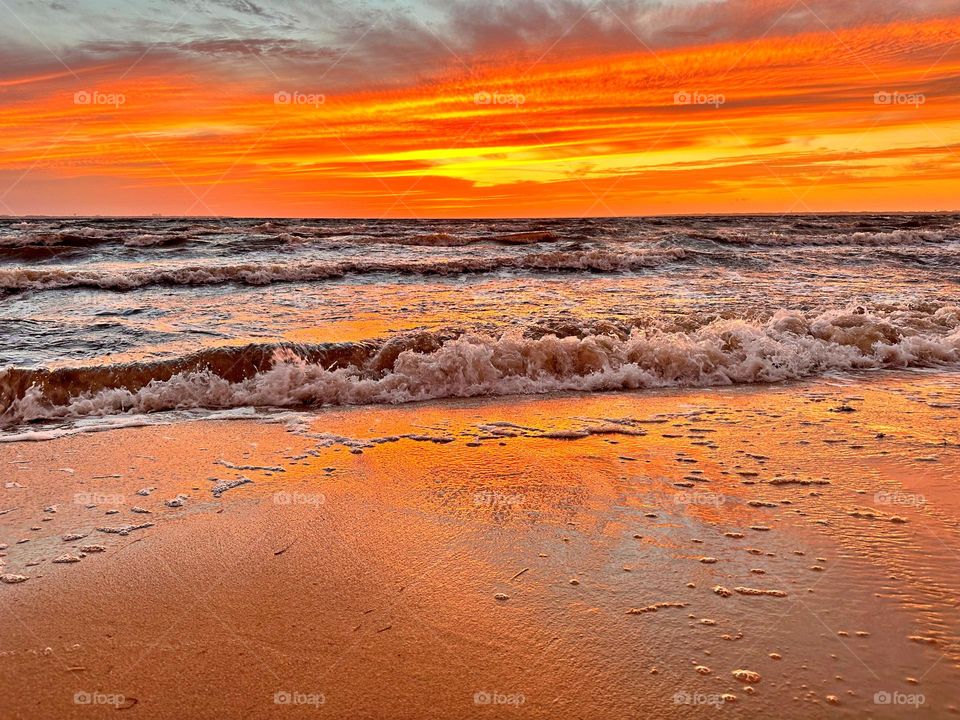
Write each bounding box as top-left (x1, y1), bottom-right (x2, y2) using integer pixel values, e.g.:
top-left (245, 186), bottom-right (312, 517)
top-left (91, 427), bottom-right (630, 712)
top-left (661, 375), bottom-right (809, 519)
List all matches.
top-left (3, 308), bottom-right (958, 427)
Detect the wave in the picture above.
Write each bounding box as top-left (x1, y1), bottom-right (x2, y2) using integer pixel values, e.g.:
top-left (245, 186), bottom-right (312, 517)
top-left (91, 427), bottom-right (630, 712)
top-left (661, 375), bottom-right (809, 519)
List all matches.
top-left (3, 307), bottom-right (959, 426)
top-left (0, 225), bottom-right (562, 252)
top-left (122, 233), bottom-right (189, 248)
top-left (2, 218), bottom-right (955, 258)
top-left (711, 228), bottom-right (954, 246)
top-left (0, 229), bottom-right (113, 249)
top-left (0, 247), bottom-right (690, 292)
top-left (390, 230), bottom-right (560, 246)
top-left (285, 230), bottom-right (561, 246)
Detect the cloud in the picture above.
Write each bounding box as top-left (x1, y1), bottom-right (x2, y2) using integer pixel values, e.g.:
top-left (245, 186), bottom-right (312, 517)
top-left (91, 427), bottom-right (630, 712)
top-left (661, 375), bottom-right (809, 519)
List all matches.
top-left (3, 0), bottom-right (960, 95)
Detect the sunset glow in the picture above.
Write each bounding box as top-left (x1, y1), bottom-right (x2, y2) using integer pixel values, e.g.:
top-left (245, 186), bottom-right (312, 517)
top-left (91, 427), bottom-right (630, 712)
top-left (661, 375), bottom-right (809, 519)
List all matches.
top-left (2, 1), bottom-right (960, 216)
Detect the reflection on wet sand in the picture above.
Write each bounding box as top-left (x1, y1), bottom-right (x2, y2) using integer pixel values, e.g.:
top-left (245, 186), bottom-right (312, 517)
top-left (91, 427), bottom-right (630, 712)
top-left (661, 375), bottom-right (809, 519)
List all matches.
top-left (0, 370), bottom-right (958, 717)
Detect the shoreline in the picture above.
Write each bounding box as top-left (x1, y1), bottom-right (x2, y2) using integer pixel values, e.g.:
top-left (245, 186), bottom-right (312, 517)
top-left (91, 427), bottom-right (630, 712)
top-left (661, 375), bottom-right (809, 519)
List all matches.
top-left (1, 372), bottom-right (959, 717)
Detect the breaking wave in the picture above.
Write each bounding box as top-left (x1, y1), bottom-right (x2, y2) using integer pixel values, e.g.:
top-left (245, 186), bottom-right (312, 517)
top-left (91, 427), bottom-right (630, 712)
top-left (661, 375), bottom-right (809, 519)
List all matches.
top-left (3, 307), bottom-right (959, 427)
top-left (0, 247), bottom-right (690, 292)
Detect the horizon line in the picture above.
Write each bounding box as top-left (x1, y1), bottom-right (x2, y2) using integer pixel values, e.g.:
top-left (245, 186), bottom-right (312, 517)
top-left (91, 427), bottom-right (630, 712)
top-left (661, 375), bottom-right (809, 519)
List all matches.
top-left (3, 210), bottom-right (959, 221)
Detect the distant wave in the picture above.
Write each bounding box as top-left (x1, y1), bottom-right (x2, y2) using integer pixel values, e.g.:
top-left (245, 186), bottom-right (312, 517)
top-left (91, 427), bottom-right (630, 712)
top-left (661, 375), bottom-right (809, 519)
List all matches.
top-left (1, 218), bottom-right (956, 259)
top-left (711, 228), bottom-right (953, 246)
top-left (0, 247), bottom-right (691, 292)
top-left (0, 229), bottom-right (113, 249)
top-left (3, 306), bottom-right (958, 426)
top-left (280, 229), bottom-right (561, 246)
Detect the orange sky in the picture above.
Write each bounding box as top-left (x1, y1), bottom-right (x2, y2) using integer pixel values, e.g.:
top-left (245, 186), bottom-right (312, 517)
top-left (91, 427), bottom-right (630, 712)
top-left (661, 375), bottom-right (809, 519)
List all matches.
top-left (1, 2), bottom-right (959, 217)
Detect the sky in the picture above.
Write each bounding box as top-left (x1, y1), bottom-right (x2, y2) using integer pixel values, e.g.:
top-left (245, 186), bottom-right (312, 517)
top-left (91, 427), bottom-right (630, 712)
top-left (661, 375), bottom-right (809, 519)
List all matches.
top-left (1, 0), bottom-right (959, 217)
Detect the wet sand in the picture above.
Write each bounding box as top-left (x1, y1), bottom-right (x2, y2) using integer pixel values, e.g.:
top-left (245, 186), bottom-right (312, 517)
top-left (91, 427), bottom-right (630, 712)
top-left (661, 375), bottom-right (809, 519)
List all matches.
top-left (1, 371), bottom-right (959, 718)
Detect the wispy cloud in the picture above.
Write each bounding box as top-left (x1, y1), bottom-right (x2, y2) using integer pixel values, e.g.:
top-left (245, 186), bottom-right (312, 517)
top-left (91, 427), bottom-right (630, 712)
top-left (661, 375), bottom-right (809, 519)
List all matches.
top-left (1, 1), bottom-right (958, 215)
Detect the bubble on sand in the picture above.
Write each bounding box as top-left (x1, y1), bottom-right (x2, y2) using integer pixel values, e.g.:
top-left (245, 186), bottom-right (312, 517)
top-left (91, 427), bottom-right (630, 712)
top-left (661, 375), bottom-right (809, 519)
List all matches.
top-left (627, 601), bottom-right (689, 614)
top-left (699, 557), bottom-right (719, 564)
top-left (695, 665), bottom-right (711, 675)
top-left (825, 695), bottom-right (840, 705)
top-left (494, 593), bottom-right (510, 601)
top-left (713, 586), bottom-right (733, 598)
top-left (830, 404), bottom-right (857, 413)
top-left (721, 694), bottom-right (737, 703)
top-left (732, 669), bottom-right (761, 683)
top-left (210, 477), bottom-right (252, 497)
top-left (724, 532), bottom-right (744, 539)
top-left (770, 477), bottom-right (830, 486)
top-left (734, 587), bottom-right (788, 597)
top-left (97, 522), bottom-right (153, 536)
top-left (52, 554), bottom-right (81, 563)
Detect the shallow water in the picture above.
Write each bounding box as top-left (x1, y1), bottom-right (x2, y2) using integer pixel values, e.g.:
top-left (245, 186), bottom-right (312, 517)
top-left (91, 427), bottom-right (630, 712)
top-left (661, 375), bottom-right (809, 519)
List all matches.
top-left (1, 214), bottom-right (959, 431)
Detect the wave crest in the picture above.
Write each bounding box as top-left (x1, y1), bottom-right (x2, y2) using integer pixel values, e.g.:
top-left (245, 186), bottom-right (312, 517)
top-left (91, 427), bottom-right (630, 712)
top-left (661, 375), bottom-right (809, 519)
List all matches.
top-left (3, 307), bottom-right (958, 426)
top-left (0, 248), bottom-right (690, 292)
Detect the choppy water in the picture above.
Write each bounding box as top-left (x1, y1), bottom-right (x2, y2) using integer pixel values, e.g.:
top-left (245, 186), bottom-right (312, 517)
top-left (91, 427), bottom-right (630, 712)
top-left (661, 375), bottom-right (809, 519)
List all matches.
top-left (1, 214), bottom-right (959, 432)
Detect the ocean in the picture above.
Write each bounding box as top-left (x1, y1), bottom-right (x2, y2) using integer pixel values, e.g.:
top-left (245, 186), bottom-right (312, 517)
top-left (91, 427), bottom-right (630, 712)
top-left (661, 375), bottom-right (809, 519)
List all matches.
top-left (1, 213), bottom-right (959, 435)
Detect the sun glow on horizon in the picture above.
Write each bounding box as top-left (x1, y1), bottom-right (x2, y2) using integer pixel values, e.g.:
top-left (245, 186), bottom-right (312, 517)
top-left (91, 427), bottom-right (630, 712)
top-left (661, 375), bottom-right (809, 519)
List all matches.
top-left (1, 3), bottom-right (959, 217)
